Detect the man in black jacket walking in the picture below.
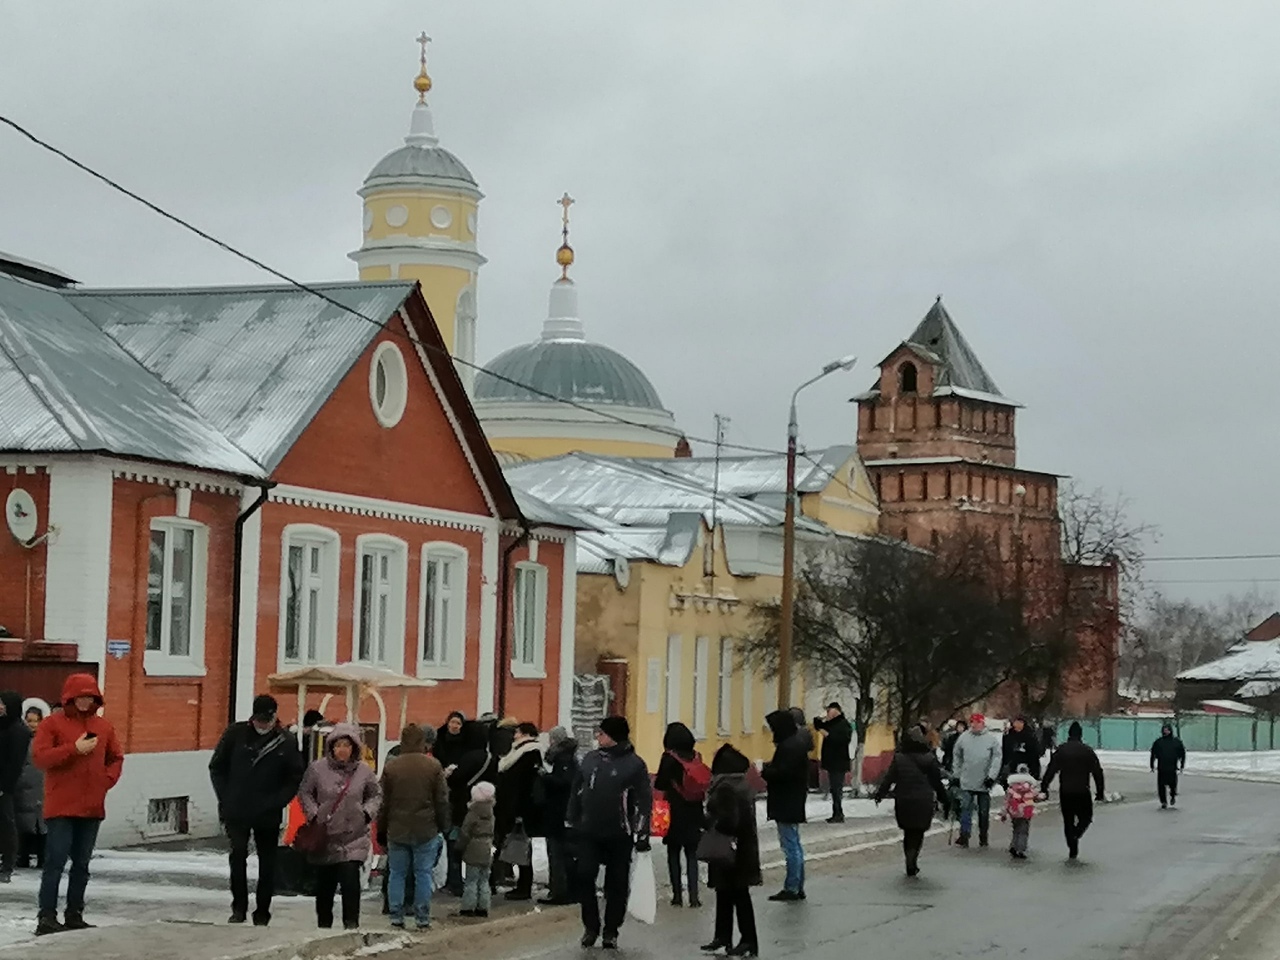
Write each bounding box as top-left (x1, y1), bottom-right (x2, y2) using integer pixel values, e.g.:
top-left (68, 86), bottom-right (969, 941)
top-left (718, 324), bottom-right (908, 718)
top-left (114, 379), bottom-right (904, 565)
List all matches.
top-left (568, 716), bottom-right (651, 950)
top-left (1150, 724), bottom-right (1186, 809)
top-left (813, 703), bottom-right (853, 824)
top-left (1040, 721), bottom-right (1105, 860)
top-left (209, 695), bottom-right (305, 926)
top-left (763, 710), bottom-right (809, 902)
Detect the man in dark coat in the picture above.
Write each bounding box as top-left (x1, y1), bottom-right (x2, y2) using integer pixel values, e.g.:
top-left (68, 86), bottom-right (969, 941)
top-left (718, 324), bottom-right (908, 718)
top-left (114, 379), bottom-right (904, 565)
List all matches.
top-left (568, 716), bottom-right (651, 950)
top-left (654, 721), bottom-right (704, 907)
top-left (208, 694), bottom-right (305, 925)
top-left (874, 728), bottom-right (948, 877)
top-left (702, 744), bottom-right (760, 956)
top-left (941, 719), bottom-right (967, 774)
top-left (495, 722), bottom-right (543, 900)
top-left (445, 719), bottom-right (494, 895)
top-left (813, 703), bottom-right (854, 824)
top-left (762, 710), bottom-right (808, 902)
top-left (1041, 721), bottom-right (1106, 860)
top-left (539, 726), bottom-right (579, 906)
top-left (1001, 716), bottom-right (1042, 782)
top-left (0, 690), bottom-right (33, 882)
top-left (1150, 724), bottom-right (1186, 809)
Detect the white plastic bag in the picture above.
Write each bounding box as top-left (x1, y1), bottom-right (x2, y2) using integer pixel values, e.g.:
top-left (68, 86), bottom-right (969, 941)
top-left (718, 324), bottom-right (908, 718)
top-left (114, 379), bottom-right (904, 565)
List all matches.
top-left (627, 852), bottom-right (657, 924)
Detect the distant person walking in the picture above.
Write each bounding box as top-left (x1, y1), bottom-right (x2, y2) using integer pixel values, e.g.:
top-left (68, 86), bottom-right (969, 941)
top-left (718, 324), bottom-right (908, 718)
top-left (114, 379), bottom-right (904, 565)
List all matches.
top-left (209, 694), bottom-right (305, 926)
top-left (456, 781), bottom-right (496, 917)
top-left (539, 726), bottom-right (580, 906)
top-left (654, 721), bottom-right (708, 907)
top-left (700, 745), bottom-right (761, 958)
top-left (951, 713), bottom-right (1002, 848)
top-left (0, 690), bottom-right (32, 883)
top-left (873, 727), bottom-right (948, 877)
top-left (378, 723), bottom-right (450, 930)
top-left (569, 716), bottom-right (652, 950)
top-left (1001, 764), bottom-right (1042, 860)
top-left (813, 703), bottom-right (854, 824)
top-left (15, 705), bottom-right (47, 870)
top-left (1150, 724), bottom-right (1186, 810)
top-left (297, 724), bottom-right (382, 930)
top-left (762, 710), bottom-right (809, 901)
top-left (1041, 721), bottom-right (1106, 860)
top-left (32, 674), bottom-right (124, 936)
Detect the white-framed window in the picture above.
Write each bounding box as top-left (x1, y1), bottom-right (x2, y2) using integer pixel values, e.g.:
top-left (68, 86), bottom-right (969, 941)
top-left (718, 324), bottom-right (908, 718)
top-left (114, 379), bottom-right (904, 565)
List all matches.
top-left (665, 634), bottom-right (683, 725)
top-left (369, 341), bottom-right (408, 428)
top-left (512, 562), bottom-right (548, 678)
top-left (354, 535), bottom-right (408, 668)
top-left (692, 637), bottom-right (710, 739)
top-left (279, 525), bottom-right (340, 667)
top-left (741, 663), bottom-right (754, 735)
top-left (717, 639), bottom-right (733, 734)
top-left (419, 542), bottom-right (468, 679)
top-left (145, 518), bottom-right (208, 677)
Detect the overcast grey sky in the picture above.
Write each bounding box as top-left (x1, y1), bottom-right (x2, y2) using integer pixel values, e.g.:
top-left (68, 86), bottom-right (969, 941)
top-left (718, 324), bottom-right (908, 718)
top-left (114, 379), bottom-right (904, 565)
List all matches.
top-left (2, 3), bottom-right (1277, 605)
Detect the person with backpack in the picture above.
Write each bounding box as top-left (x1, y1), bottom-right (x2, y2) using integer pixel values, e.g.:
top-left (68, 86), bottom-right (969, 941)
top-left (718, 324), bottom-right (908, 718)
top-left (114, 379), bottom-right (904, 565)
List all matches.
top-left (654, 722), bottom-right (709, 908)
top-left (495, 722), bottom-right (543, 901)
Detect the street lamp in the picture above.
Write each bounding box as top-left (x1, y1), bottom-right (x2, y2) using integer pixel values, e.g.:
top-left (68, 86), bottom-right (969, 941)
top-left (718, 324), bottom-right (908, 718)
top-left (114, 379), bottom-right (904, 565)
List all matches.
top-left (777, 354), bottom-right (858, 709)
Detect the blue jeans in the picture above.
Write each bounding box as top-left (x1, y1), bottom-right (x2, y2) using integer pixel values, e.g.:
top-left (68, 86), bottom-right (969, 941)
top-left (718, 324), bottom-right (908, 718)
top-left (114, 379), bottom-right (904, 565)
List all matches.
top-left (40, 817), bottom-right (100, 916)
top-left (387, 834), bottom-right (443, 926)
top-left (776, 823), bottom-right (804, 894)
top-left (958, 791), bottom-right (991, 839)
top-left (462, 863), bottom-right (492, 912)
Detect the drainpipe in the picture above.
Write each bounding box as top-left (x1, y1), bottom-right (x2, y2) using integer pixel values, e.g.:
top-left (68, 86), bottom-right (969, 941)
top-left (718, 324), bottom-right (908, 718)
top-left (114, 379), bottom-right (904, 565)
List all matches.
top-left (496, 521), bottom-right (531, 718)
top-left (228, 480), bottom-right (275, 726)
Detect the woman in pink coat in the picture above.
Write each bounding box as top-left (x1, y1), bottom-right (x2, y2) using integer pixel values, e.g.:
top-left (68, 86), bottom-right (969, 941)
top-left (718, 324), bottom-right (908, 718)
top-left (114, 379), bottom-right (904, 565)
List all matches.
top-left (298, 723), bottom-right (381, 929)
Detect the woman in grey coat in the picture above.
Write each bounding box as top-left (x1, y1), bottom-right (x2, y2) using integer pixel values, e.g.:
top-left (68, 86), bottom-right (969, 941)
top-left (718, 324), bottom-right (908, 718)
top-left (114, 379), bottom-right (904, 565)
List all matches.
top-left (298, 723), bottom-right (381, 930)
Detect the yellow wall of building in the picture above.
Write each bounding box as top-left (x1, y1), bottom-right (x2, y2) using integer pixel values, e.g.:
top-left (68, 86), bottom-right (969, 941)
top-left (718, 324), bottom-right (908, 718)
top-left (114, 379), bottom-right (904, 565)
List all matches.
top-left (799, 452), bottom-right (881, 537)
top-left (488, 434), bottom-right (674, 462)
top-left (359, 265), bottom-right (394, 281)
top-left (394, 263), bottom-right (472, 352)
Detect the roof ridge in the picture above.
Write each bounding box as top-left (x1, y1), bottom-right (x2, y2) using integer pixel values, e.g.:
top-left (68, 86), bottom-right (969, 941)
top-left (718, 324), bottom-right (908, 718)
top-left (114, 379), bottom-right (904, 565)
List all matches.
top-left (66, 279), bottom-right (415, 298)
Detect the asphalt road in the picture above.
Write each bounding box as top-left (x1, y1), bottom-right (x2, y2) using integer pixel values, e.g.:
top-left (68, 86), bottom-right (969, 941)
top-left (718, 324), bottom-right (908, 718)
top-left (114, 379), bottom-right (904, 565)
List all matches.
top-left (432, 770), bottom-right (1280, 960)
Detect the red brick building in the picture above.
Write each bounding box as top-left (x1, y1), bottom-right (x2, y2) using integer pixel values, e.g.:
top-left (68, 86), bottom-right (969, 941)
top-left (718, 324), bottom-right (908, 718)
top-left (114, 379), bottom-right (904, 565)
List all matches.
top-left (0, 256), bottom-right (574, 843)
top-left (855, 298), bottom-right (1118, 714)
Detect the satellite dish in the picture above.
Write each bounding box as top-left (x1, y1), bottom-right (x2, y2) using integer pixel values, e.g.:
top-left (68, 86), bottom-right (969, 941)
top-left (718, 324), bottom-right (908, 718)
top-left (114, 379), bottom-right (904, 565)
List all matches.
top-left (6, 489), bottom-right (38, 543)
top-left (613, 557), bottom-right (631, 591)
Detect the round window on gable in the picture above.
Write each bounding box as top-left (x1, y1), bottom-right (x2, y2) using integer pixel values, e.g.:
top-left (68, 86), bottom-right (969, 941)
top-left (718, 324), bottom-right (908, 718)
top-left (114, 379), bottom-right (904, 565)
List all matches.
top-left (369, 341), bottom-right (408, 428)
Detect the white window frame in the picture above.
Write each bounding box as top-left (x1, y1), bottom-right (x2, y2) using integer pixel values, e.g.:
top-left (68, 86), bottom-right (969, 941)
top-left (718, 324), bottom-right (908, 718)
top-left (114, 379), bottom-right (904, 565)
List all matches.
top-left (665, 634), bottom-right (683, 726)
top-left (717, 638), bottom-right (734, 735)
top-left (353, 534), bottom-right (408, 670)
top-left (369, 341), bottom-right (409, 429)
top-left (278, 524), bottom-right (341, 669)
top-left (741, 663), bottom-right (754, 735)
top-left (692, 637), bottom-right (710, 740)
top-left (512, 561), bottom-right (548, 679)
top-left (418, 542), bottom-right (468, 680)
top-left (145, 518), bottom-right (209, 678)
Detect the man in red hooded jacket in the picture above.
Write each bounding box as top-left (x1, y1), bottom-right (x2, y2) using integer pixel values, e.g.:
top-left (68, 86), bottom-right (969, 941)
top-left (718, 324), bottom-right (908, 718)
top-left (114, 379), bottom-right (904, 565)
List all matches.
top-left (32, 674), bottom-right (123, 936)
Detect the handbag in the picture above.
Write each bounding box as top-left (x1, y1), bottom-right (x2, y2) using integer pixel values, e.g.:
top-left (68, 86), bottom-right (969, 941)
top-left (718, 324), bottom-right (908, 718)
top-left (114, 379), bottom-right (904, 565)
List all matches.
top-left (695, 828), bottom-right (737, 867)
top-left (292, 773), bottom-right (355, 855)
top-left (499, 821), bottom-right (532, 865)
top-left (651, 797), bottom-right (671, 840)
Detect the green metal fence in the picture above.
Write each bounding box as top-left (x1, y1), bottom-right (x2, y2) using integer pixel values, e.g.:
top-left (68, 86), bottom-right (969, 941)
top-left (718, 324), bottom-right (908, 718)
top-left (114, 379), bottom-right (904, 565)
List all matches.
top-left (1059, 715), bottom-right (1280, 752)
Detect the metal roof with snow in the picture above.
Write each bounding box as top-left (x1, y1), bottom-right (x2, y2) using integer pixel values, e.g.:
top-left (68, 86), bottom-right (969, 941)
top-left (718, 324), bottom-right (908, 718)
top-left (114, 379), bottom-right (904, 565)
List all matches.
top-left (1177, 639), bottom-right (1280, 683)
top-left (638, 445), bottom-right (857, 498)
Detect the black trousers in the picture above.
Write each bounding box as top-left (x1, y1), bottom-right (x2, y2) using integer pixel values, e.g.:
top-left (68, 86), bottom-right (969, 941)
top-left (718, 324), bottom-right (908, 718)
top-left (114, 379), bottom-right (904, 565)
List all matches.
top-left (667, 837), bottom-right (699, 902)
top-left (578, 834), bottom-right (633, 938)
top-left (226, 815), bottom-right (280, 917)
top-left (314, 861), bottom-right (362, 929)
top-left (902, 828), bottom-right (925, 872)
top-left (827, 769), bottom-right (848, 819)
top-left (546, 834), bottom-right (576, 902)
top-left (18, 831), bottom-right (46, 868)
top-left (1059, 793), bottom-right (1094, 848)
top-left (0, 793), bottom-right (16, 874)
top-left (1157, 770), bottom-right (1179, 804)
top-left (714, 887), bottom-right (757, 947)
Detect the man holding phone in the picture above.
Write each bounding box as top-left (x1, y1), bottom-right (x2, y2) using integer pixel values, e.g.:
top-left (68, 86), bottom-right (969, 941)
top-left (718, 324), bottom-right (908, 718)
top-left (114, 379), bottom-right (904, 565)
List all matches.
top-left (31, 673), bottom-right (123, 937)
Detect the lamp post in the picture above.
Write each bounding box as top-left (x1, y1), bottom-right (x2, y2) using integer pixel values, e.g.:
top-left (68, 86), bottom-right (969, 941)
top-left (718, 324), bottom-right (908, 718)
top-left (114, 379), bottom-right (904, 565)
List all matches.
top-left (777, 354), bottom-right (858, 709)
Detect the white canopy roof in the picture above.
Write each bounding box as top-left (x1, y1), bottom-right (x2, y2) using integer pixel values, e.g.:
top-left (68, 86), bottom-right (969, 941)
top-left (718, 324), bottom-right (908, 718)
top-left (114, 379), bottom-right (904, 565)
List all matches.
top-left (269, 663), bottom-right (437, 690)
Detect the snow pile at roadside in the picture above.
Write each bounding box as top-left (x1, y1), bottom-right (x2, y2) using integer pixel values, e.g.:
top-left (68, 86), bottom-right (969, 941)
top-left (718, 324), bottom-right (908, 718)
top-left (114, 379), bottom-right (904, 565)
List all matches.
top-left (1098, 750), bottom-right (1280, 783)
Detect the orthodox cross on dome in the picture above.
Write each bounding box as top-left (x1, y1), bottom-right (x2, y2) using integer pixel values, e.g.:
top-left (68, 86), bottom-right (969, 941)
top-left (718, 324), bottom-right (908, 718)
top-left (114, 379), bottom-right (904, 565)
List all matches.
top-left (414, 31), bottom-right (433, 102)
top-left (556, 192), bottom-right (576, 280)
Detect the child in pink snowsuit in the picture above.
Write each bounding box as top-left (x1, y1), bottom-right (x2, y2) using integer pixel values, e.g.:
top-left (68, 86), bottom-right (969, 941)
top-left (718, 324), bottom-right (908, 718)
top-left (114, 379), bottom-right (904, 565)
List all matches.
top-left (1002, 763), bottom-right (1041, 859)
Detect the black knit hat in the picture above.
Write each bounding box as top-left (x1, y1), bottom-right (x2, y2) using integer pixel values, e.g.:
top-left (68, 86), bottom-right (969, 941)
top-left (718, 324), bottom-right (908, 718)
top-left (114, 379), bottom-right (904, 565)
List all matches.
top-left (598, 715), bottom-right (630, 743)
top-left (1068, 721), bottom-right (1083, 740)
top-left (252, 694), bottom-right (278, 721)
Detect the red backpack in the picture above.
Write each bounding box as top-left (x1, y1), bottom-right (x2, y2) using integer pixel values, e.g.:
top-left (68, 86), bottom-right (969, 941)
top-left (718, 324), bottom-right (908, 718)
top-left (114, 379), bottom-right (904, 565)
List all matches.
top-left (669, 751), bottom-right (712, 803)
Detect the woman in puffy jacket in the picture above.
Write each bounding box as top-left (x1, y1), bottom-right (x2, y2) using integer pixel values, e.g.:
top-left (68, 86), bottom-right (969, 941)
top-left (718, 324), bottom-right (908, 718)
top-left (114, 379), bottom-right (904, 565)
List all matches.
top-left (700, 744), bottom-right (760, 958)
top-left (875, 727), bottom-right (949, 878)
top-left (297, 724), bottom-right (381, 930)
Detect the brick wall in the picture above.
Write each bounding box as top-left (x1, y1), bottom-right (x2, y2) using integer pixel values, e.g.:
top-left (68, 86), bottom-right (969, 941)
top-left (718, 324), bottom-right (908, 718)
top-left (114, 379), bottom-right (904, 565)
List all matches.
top-left (0, 467), bottom-right (49, 640)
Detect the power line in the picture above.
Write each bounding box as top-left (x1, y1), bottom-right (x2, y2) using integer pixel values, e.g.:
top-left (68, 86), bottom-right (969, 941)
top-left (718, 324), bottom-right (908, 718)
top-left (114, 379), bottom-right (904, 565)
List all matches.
top-left (1145, 554), bottom-right (1280, 563)
top-left (1148, 578), bottom-right (1280, 585)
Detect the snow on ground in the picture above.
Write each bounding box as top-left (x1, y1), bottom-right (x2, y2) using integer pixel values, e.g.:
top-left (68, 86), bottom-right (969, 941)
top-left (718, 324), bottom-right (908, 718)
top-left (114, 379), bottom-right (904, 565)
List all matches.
top-left (1098, 750), bottom-right (1280, 783)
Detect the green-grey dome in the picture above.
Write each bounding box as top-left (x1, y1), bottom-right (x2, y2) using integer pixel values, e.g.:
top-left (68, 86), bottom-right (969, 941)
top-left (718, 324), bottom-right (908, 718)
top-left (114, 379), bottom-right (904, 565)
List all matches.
top-left (365, 144), bottom-right (476, 188)
top-left (474, 339), bottom-right (667, 411)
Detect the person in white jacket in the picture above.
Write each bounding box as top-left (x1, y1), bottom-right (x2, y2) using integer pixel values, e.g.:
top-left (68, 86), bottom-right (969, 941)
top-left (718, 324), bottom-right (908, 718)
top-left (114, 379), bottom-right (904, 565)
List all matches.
top-left (950, 713), bottom-right (1003, 848)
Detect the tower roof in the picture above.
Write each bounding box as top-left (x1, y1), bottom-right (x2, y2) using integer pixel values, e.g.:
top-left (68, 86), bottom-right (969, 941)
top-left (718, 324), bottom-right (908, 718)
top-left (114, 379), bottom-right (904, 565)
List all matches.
top-left (861, 298), bottom-right (1017, 406)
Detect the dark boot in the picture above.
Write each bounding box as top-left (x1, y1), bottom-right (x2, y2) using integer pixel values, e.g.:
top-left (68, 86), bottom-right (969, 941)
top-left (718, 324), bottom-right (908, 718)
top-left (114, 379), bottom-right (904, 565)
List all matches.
top-left (35, 913), bottom-right (64, 937)
top-left (63, 911), bottom-right (95, 931)
top-left (955, 834), bottom-right (970, 848)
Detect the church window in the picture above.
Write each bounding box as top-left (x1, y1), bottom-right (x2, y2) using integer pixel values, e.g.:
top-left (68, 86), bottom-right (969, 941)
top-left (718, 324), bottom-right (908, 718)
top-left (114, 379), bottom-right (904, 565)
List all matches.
top-left (899, 362), bottom-right (919, 395)
top-left (370, 341), bottom-right (408, 428)
top-left (933, 402), bottom-right (942, 429)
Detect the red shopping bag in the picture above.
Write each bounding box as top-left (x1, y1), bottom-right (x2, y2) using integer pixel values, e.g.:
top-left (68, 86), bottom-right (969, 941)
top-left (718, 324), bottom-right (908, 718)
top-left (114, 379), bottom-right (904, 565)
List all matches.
top-left (651, 797), bottom-right (671, 839)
